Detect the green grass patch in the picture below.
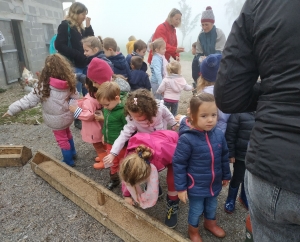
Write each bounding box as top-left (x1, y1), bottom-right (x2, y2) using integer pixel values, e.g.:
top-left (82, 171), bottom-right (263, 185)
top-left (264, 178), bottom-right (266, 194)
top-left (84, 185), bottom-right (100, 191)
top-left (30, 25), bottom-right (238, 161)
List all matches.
top-left (180, 52), bottom-right (194, 61)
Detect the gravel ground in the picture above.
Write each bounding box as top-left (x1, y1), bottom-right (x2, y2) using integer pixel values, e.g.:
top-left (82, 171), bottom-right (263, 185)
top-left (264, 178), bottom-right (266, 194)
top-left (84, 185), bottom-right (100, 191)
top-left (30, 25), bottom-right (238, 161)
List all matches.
top-left (0, 60), bottom-right (248, 242)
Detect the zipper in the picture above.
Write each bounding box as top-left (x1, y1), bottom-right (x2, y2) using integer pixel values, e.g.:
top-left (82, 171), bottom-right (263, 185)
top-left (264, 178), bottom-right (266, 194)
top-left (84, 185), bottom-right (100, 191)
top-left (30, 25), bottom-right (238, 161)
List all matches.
top-left (205, 132), bottom-right (215, 196)
top-left (106, 110), bottom-right (111, 143)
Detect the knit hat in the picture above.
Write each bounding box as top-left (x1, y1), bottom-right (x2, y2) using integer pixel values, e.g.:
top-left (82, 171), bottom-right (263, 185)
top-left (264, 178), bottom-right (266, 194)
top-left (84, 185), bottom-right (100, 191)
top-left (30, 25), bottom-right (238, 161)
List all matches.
top-left (201, 6), bottom-right (215, 24)
top-left (87, 58), bottom-right (113, 85)
top-left (200, 54), bottom-right (222, 82)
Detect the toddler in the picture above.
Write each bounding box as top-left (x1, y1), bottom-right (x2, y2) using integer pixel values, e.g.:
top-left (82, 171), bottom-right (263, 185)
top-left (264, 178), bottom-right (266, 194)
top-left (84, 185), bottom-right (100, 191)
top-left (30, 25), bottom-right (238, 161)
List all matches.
top-left (126, 39), bottom-right (148, 72)
top-left (129, 56), bottom-right (151, 91)
top-left (126, 35), bottom-right (136, 55)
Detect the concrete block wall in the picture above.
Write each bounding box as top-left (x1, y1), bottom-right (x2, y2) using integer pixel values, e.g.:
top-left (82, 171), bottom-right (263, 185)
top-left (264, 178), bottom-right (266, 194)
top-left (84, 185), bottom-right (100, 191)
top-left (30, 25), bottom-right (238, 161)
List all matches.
top-left (0, 0), bottom-right (65, 87)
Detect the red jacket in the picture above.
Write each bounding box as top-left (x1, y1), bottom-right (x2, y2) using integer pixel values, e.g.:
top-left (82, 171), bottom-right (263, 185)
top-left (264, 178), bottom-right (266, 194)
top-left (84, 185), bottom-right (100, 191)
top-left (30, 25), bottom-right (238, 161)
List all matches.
top-left (148, 21), bottom-right (179, 63)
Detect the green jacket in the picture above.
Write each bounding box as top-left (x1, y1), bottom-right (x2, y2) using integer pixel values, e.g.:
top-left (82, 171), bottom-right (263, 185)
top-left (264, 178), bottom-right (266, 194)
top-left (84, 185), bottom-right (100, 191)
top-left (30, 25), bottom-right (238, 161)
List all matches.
top-left (102, 103), bottom-right (127, 144)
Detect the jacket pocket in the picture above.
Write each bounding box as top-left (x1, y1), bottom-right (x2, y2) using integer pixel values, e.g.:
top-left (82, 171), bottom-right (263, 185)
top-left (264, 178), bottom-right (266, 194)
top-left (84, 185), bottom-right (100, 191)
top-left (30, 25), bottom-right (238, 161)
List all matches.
top-left (187, 173), bottom-right (195, 189)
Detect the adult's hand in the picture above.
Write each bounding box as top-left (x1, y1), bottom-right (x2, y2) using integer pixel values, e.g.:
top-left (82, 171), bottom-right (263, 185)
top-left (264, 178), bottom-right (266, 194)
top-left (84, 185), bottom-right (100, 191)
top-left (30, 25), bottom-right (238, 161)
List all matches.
top-left (176, 47), bottom-right (185, 53)
top-left (176, 56), bottom-right (180, 61)
top-left (86, 17), bottom-right (91, 27)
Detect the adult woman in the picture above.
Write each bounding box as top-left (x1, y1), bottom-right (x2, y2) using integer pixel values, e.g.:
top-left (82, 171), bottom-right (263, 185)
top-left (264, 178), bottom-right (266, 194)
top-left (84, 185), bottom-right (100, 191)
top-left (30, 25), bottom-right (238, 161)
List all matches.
top-left (148, 8), bottom-right (184, 64)
top-left (55, 2), bottom-right (94, 129)
top-left (192, 6), bottom-right (226, 86)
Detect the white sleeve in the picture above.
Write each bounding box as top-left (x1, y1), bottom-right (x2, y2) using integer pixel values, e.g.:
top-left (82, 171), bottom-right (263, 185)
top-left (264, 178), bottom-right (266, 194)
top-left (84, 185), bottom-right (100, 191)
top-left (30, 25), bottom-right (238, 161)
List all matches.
top-left (215, 28), bottom-right (226, 52)
top-left (196, 34), bottom-right (203, 54)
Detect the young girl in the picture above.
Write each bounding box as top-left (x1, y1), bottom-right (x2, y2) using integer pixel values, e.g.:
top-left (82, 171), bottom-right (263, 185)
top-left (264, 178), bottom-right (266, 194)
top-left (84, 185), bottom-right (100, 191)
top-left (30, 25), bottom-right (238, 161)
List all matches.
top-left (69, 78), bottom-right (106, 168)
top-left (157, 60), bottom-right (193, 116)
top-left (2, 54), bottom-right (79, 166)
top-left (150, 38), bottom-right (168, 100)
top-left (173, 93), bottom-right (231, 241)
top-left (197, 53), bottom-right (230, 133)
top-left (119, 130), bottom-right (179, 228)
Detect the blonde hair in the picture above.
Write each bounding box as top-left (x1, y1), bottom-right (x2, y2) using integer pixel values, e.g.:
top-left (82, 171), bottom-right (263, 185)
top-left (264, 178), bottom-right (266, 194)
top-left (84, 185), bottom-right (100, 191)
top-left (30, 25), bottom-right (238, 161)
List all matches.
top-left (103, 37), bottom-right (117, 52)
top-left (150, 38), bottom-right (166, 53)
top-left (166, 8), bottom-right (182, 25)
top-left (96, 81), bottom-right (120, 102)
top-left (81, 36), bottom-right (103, 51)
top-left (65, 2), bottom-right (88, 31)
top-left (128, 35), bottom-right (136, 41)
top-left (119, 145), bottom-right (152, 186)
top-left (196, 76), bottom-right (214, 92)
top-left (167, 60), bottom-right (181, 74)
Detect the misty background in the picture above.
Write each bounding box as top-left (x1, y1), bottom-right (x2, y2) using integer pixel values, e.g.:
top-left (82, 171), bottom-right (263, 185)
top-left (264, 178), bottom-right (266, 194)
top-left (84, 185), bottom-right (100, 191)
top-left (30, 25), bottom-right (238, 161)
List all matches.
top-left (63, 0), bottom-right (245, 55)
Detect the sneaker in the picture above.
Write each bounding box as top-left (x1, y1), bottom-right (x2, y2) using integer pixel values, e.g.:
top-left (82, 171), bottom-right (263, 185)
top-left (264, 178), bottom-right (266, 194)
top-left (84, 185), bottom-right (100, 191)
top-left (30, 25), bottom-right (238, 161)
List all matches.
top-left (164, 198), bottom-right (179, 228)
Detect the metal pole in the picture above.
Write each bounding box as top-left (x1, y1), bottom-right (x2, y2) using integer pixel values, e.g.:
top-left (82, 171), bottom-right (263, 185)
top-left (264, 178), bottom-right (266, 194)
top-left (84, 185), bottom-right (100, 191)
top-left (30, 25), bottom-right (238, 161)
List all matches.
top-left (0, 46), bottom-right (9, 85)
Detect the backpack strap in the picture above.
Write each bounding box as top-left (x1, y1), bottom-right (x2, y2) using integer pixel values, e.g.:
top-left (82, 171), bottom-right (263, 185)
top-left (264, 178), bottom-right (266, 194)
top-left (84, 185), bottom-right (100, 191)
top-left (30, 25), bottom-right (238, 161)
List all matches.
top-left (67, 24), bottom-right (72, 48)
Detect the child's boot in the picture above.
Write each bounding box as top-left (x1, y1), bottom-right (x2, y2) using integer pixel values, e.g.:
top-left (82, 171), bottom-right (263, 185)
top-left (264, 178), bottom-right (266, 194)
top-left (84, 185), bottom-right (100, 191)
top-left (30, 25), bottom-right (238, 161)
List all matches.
top-left (239, 183), bottom-right (249, 210)
top-left (224, 185), bottom-right (239, 213)
top-left (61, 149), bottom-right (75, 167)
top-left (93, 143), bottom-right (106, 170)
top-left (165, 197), bottom-right (179, 228)
top-left (203, 218), bottom-right (226, 238)
top-left (68, 138), bottom-right (77, 159)
top-left (106, 173), bottom-right (120, 190)
top-left (188, 224), bottom-right (203, 242)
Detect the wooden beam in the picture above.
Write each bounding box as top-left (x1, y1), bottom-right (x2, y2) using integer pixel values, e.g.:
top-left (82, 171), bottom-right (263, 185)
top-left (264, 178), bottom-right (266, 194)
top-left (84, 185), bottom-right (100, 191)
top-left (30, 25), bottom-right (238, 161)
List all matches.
top-left (0, 145), bottom-right (32, 167)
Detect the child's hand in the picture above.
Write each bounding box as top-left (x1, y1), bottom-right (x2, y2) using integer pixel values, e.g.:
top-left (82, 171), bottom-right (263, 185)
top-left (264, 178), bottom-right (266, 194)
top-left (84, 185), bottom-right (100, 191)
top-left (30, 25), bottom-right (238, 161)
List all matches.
top-left (101, 136), bottom-right (105, 144)
top-left (94, 114), bottom-right (104, 122)
top-left (103, 154), bottom-right (115, 165)
top-left (124, 197), bottom-right (135, 206)
top-left (222, 180), bottom-right (229, 187)
top-left (69, 106), bottom-right (77, 113)
top-left (178, 190), bottom-right (188, 204)
top-left (230, 157), bottom-right (235, 163)
top-left (2, 112), bottom-right (11, 117)
top-left (175, 114), bottom-right (183, 123)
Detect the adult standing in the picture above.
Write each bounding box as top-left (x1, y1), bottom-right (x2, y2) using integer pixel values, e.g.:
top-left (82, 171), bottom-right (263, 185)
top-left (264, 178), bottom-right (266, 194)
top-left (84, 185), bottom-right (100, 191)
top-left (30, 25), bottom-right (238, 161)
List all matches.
top-left (192, 6), bottom-right (226, 87)
top-left (214, 1), bottom-right (300, 242)
top-left (148, 8), bottom-right (184, 64)
top-left (55, 2), bottom-right (94, 129)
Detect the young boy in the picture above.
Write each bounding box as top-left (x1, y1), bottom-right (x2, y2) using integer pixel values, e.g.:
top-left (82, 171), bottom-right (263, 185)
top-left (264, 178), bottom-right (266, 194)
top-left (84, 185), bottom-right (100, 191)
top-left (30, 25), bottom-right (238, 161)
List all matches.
top-left (191, 42), bottom-right (199, 92)
top-left (129, 56), bottom-right (151, 91)
top-left (126, 39), bottom-right (148, 72)
top-left (95, 81), bottom-right (127, 190)
top-left (126, 35), bottom-right (136, 54)
top-left (103, 37), bottom-right (131, 80)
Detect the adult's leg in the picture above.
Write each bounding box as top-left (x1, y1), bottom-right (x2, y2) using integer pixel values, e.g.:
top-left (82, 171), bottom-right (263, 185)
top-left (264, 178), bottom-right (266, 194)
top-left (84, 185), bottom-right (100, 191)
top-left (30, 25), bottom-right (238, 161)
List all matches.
top-left (245, 170), bottom-right (300, 242)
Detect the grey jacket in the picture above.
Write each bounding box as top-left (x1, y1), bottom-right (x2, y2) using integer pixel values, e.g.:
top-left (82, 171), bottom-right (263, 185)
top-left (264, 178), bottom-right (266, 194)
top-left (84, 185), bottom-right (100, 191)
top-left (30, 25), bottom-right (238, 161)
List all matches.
top-left (8, 77), bottom-right (79, 130)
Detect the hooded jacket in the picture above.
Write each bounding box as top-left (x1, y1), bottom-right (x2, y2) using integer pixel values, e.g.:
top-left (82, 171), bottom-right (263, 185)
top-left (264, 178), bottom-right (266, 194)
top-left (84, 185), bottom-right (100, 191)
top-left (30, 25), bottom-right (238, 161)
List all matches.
top-left (157, 74), bottom-right (193, 101)
top-left (126, 52), bottom-right (148, 72)
top-left (129, 70), bottom-right (151, 91)
top-left (83, 51), bottom-right (114, 75)
top-left (107, 53), bottom-right (131, 80)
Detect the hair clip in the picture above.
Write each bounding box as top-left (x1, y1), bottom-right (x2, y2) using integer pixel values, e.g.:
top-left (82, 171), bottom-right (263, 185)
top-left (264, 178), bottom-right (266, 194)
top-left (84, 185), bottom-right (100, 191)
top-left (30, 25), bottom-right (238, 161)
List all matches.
top-left (138, 151), bottom-right (150, 165)
top-left (133, 98), bottom-right (138, 105)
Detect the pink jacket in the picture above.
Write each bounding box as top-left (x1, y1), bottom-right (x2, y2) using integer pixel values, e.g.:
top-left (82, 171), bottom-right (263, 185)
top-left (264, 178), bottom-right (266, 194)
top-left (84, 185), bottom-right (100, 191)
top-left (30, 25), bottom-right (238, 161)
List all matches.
top-left (157, 74), bottom-right (193, 101)
top-left (76, 94), bottom-right (102, 143)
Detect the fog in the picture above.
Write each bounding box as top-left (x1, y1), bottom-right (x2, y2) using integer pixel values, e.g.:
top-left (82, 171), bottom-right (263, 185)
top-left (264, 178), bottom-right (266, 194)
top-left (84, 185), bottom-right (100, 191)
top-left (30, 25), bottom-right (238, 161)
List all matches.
top-left (63, 0), bottom-right (244, 52)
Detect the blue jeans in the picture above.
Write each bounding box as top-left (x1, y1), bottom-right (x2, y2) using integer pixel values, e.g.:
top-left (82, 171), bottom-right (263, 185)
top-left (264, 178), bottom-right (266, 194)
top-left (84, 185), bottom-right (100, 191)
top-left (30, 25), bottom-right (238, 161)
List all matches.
top-left (245, 170), bottom-right (300, 242)
top-left (151, 82), bottom-right (162, 100)
top-left (188, 195), bottom-right (217, 227)
top-left (164, 101), bottom-right (178, 116)
top-left (74, 67), bottom-right (87, 96)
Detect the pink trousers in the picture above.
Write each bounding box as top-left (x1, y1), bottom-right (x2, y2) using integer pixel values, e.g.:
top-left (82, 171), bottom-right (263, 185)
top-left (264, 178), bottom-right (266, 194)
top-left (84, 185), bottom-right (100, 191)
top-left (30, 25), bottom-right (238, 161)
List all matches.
top-left (52, 127), bottom-right (73, 150)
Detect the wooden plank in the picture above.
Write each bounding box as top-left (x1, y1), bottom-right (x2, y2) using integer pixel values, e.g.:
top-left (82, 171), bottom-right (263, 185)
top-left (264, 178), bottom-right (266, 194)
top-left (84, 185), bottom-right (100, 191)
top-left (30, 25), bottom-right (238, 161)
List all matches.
top-left (30, 150), bottom-right (190, 242)
top-left (0, 145), bottom-right (32, 167)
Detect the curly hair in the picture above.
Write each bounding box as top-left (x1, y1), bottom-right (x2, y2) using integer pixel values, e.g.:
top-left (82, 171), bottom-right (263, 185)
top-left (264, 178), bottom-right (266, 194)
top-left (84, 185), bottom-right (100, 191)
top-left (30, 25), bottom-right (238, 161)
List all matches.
top-left (65, 2), bottom-right (88, 31)
top-left (35, 54), bottom-right (76, 101)
top-left (125, 89), bottom-right (158, 124)
top-left (196, 75), bottom-right (214, 93)
top-left (119, 145), bottom-right (153, 186)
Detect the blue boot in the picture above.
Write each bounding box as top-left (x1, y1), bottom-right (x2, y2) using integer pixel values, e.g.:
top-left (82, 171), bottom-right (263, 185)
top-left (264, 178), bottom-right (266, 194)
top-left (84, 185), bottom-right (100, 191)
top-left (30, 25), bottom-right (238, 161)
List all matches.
top-left (61, 149), bottom-right (75, 167)
top-left (68, 138), bottom-right (77, 159)
top-left (224, 185), bottom-right (239, 214)
top-left (239, 183), bottom-right (249, 210)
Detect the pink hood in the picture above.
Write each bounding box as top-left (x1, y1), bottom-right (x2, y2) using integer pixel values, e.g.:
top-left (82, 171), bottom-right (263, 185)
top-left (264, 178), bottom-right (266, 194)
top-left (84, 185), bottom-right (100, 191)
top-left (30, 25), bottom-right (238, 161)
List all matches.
top-left (166, 74), bottom-right (189, 92)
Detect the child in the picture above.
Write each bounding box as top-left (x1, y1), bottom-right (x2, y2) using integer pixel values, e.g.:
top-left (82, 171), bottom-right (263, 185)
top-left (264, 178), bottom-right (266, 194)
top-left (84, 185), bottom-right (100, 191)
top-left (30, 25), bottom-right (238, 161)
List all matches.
top-left (197, 54), bottom-right (230, 133)
top-left (126, 39), bottom-right (148, 72)
top-left (126, 35), bottom-right (136, 55)
top-left (119, 130), bottom-right (180, 228)
top-left (224, 112), bottom-right (255, 213)
top-left (157, 60), bottom-right (193, 116)
top-left (129, 56), bottom-right (151, 91)
top-left (103, 37), bottom-right (131, 80)
top-left (95, 82), bottom-right (127, 190)
top-left (103, 88), bottom-right (177, 167)
top-left (150, 38), bottom-right (168, 100)
top-left (191, 42), bottom-right (199, 92)
top-left (173, 93), bottom-right (231, 241)
top-left (69, 78), bottom-right (106, 168)
top-left (2, 54), bottom-right (79, 166)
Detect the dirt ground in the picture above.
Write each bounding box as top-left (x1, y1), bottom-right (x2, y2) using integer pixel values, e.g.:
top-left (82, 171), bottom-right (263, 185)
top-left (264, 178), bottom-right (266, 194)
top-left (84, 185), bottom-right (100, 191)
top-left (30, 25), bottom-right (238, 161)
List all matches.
top-left (0, 60), bottom-right (248, 242)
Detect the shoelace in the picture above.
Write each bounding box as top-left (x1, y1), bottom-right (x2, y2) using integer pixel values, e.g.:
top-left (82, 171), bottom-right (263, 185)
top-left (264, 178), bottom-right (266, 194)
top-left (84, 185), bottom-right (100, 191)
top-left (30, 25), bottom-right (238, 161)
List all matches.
top-left (166, 203), bottom-right (179, 219)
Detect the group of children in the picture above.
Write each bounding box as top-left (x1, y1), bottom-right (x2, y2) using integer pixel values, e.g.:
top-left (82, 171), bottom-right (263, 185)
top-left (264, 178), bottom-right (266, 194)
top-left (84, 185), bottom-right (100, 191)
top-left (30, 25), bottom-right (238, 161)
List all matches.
top-left (3, 35), bottom-right (255, 242)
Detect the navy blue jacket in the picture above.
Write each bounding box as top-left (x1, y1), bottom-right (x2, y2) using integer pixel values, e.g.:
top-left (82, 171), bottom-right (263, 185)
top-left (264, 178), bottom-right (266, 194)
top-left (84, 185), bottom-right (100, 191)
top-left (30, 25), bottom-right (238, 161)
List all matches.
top-left (107, 53), bottom-right (131, 80)
top-left (129, 70), bottom-right (151, 91)
top-left (173, 117), bottom-right (231, 197)
top-left (126, 52), bottom-right (148, 72)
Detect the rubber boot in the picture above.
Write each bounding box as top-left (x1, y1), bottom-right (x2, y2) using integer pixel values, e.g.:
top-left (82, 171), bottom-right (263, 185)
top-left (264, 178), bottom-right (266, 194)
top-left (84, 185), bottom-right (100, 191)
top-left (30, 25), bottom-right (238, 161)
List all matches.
top-left (239, 183), bottom-right (249, 210)
top-left (203, 218), bottom-right (226, 238)
top-left (224, 185), bottom-right (239, 214)
top-left (68, 138), bottom-right (77, 159)
top-left (61, 149), bottom-right (75, 167)
top-left (93, 143), bottom-right (106, 169)
top-left (74, 119), bottom-right (82, 130)
top-left (165, 197), bottom-right (179, 228)
top-left (106, 173), bottom-right (120, 190)
top-left (188, 224), bottom-right (203, 242)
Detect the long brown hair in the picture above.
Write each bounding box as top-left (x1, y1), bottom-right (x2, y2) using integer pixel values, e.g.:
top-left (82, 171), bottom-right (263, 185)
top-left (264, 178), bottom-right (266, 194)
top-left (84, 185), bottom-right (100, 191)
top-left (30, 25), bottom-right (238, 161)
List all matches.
top-left (65, 2), bottom-right (88, 31)
top-left (36, 54), bottom-right (76, 101)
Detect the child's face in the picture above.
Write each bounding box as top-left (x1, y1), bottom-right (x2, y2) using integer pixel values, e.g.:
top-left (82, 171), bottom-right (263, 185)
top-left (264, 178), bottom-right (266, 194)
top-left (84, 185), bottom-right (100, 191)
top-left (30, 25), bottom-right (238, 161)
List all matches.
top-left (136, 48), bottom-right (147, 57)
top-left (191, 46), bottom-right (196, 55)
top-left (194, 102), bottom-right (218, 131)
top-left (128, 111), bottom-right (147, 122)
top-left (83, 43), bottom-right (99, 57)
top-left (99, 97), bottom-right (120, 110)
top-left (104, 48), bottom-right (116, 57)
top-left (156, 44), bottom-right (166, 56)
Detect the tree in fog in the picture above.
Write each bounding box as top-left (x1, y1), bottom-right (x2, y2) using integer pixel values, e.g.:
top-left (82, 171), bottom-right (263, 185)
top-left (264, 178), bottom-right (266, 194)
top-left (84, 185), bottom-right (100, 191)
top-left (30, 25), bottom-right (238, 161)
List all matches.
top-left (178, 0), bottom-right (201, 47)
top-left (225, 0), bottom-right (246, 23)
